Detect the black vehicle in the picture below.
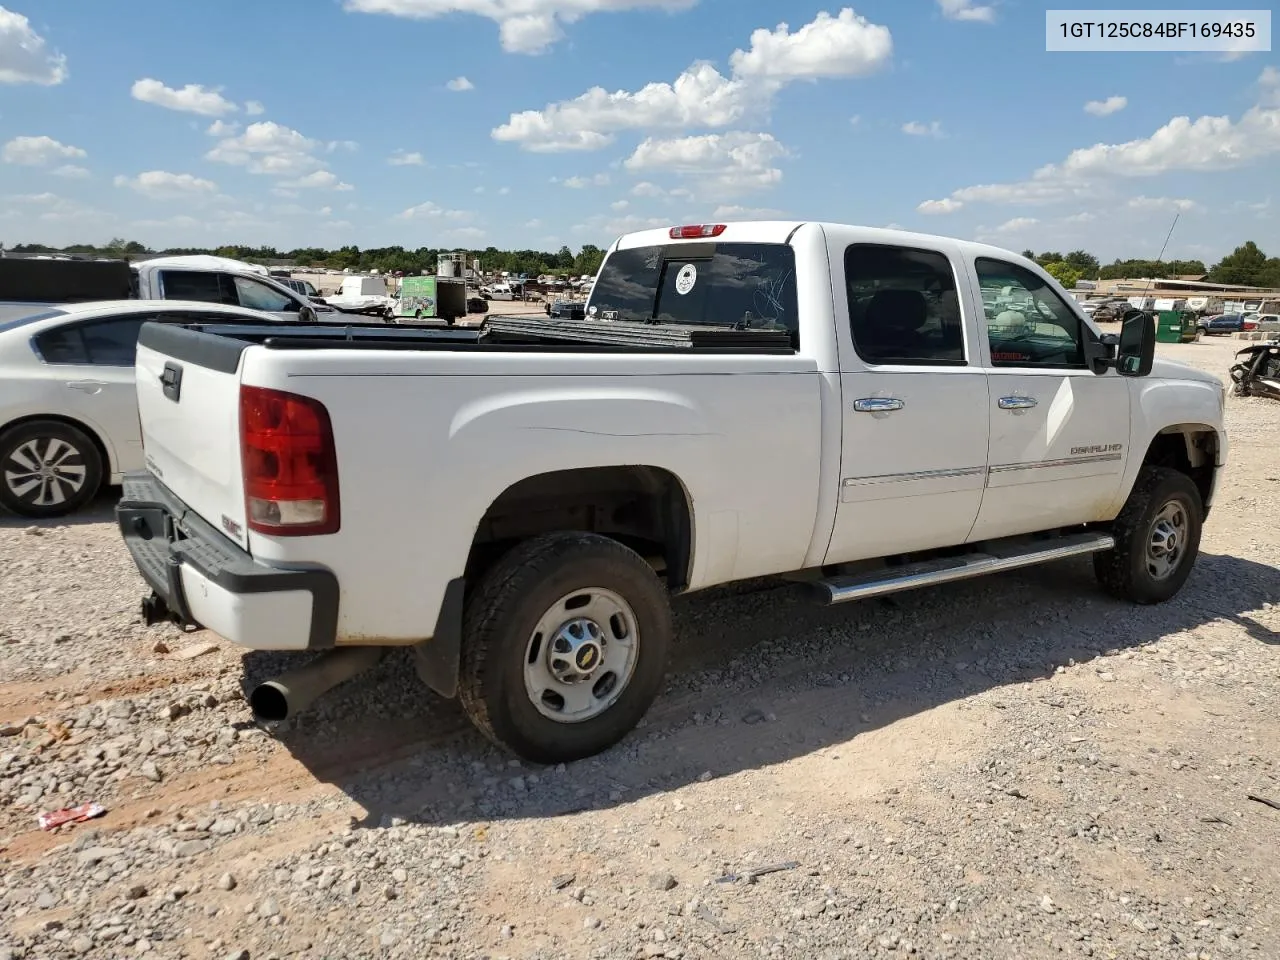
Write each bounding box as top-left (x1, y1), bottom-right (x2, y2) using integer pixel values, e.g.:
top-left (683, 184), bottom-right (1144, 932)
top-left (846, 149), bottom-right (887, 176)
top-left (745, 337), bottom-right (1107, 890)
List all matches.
top-left (1229, 339), bottom-right (1280, 401)
top-left (545, 298), bottom-right (587, 320)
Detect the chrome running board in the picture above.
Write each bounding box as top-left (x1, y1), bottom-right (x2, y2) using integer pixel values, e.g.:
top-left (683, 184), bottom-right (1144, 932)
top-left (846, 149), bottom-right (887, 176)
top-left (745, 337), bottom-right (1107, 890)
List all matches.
top-left (811, 532), bottom-right (1115, 605)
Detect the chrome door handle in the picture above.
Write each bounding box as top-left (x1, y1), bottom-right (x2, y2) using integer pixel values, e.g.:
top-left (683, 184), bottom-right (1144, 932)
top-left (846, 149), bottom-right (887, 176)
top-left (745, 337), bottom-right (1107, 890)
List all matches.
top-left (66, 380), bottom-right (106, 394)
top-left (997, 396), bottom-right (1038, 410)
top-left (853, 397), bottom-right (904, 413)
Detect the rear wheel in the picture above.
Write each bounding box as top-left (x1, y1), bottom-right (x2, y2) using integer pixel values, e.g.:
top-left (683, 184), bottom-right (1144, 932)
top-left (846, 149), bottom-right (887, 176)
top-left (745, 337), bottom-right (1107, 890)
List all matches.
top-left (458, 532), bottom-right (671, 764)
top-left (0, 420), bottom-right (103, 518)
top-left (1094, 467), bottom-right (1202, 604)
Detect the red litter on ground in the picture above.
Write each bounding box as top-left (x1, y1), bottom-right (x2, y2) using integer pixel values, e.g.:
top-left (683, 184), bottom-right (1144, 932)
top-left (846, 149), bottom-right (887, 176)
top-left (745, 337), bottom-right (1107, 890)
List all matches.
top-left (38, 803), bottom-right (107, 831)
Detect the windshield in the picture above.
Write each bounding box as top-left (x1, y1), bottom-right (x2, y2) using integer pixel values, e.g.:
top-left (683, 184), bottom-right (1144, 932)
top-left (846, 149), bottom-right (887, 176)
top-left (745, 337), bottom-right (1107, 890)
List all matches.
top-left (587, 242), bottom-right (799, 333)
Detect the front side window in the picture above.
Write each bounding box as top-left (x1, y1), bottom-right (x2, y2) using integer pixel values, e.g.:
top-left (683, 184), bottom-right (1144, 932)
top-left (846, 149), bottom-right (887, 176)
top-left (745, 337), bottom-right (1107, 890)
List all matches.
top-left (845, 244), bottom-right (966, 365)
top-left (588, 242), bottom-right (799, 337)
top-left (233, 276), bottom-right (297, 312)
top-left (976, 258), bottom-right (1085, 368)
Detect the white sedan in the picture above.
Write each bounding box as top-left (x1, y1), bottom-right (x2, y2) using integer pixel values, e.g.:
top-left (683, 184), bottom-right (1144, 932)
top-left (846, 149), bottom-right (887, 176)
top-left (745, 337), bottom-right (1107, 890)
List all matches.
top-left (0, 300), bottom-right (289, 518)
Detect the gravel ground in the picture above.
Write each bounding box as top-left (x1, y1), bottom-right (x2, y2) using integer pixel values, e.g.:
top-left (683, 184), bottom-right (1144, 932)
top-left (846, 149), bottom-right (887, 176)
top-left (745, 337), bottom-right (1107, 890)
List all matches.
top-left (2, 335), bottom-right (1278, 960)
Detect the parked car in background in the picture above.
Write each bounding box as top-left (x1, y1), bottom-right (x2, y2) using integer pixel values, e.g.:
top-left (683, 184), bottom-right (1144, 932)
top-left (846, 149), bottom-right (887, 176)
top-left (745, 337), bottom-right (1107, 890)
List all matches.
top-left (0, 254), bottom-right (331, 324)
top-left (1199, 314), bottom-right (1249, 335)
top-left (0, 301), bottom-right (295, 517)
top-left (544, 298), bottom-right (587, 319)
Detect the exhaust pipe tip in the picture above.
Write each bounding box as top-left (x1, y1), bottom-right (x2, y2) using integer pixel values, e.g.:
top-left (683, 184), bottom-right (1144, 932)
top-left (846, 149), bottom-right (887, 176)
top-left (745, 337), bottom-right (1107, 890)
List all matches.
top-left (248, 646), bottom-right (387, 725)
top-left (248, 681), bottom-right (291, 723)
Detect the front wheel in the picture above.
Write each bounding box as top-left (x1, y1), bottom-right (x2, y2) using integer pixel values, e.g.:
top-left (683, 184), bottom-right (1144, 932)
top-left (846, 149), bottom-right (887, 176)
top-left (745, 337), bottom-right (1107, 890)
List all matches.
top-left (458, 532), bottom-right (672, 764)
top-left (0, 419), bottom-right (104, 518)
top-left (1094, 466), bottom-right (1203, 604)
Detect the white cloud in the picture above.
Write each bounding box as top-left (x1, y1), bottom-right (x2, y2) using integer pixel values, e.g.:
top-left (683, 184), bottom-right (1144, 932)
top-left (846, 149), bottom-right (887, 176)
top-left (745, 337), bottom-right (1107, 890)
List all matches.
top-left (611, 199), bottom-right (630, 211)
top-left (279, 170), bottom-right (355, 191)
top-left (388, 149), bottom-right (425, 166)
top-left (207, 119), bottom-right (240, 137)
top-left (7, 191), bottom-right (58, 203)
top-left (1126, 196), bottom-right (1200, 213)
top-left (493, 62), bottom-right (755, 152)
top-left (492, 8), bottom-right (891, 151)
top-left (343, 0), bottom-right (699, 54)
top-left (1064, 212), bottom-right (1096, 223)
top-left (727, 9), bottom-right (892, 81)
top-left (444, 225), bottom-right (486, 242)
top-left (917, 197), bottom-right (962, 214)
top-left (131, 78), bottom-right (237, 116)
top-left (318, 205), bottom-right (333, 216)
top-left (1084, 95), bottom-right (1127, 117)
top-left (474, 186), bottom-right (485, 193)
top-left (245, 100), bottom-right (265, 115)
top-left (2, 135), bottom-right (86, 166)
top-left (0, 6), bottom-right (67, 85)
top-left (624, 131), bottom-right (788, 196)
top-left (326, 139), bottom-right (359, 153)
top-left (558, 172), bottom-right (611, 188)
top-left (849, 114), bottom-right (860, 126)
top-left (573, 212), bottom-right (671, 238)
top-left (395, 200), bottom-right (474, 221)
top-left (902, 120), bottom-right (944, 138)
top-left (113, 170), bottom-right (219, 199)
top-left (991, 217), bottom-right (1038, 233)
top-left (524, 218), bottom-right (542, 228)
top-left (498, 186), bottom-right (510, 195)
top-left (446, 76), bottom-right (474, 91)
top-left (631, 181), bottom-right (666, 197)
top-left (711, 204), bottom-right (786, 218)
top-left (919, 75), bottom-right (1280, 214)
top-left (937, 0), bottom-right (995, 23)
top-left (1260, 65), bottom-right (1280, 106)
top-left (206, 121), bottom-right (323, 176)
top-left (51, 163), bottom-right (89, 179)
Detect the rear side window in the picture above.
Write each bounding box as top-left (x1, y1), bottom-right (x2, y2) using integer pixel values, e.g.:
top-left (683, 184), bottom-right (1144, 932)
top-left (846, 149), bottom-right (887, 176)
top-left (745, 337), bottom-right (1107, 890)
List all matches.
top-left (845, 244), bottom-right (966, 366)
top-left (588, 242), bottom-right (799, 338)
top-left (33, 314), bottom-right (155, 366)
top-left (160, 270), bottom-right (235, 304)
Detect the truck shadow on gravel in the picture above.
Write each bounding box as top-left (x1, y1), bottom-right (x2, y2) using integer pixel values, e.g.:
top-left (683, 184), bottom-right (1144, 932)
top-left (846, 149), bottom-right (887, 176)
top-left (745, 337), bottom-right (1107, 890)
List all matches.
top-left (0, 488), bottom-right (118, 529)
top-left (241, 550), bottom-right (1280, 828)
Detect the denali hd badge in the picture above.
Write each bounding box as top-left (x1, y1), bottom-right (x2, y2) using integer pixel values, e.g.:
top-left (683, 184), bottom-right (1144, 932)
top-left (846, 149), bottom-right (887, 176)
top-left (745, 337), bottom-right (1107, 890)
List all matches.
top-left (1070, 443), bottom-right (1123, 455)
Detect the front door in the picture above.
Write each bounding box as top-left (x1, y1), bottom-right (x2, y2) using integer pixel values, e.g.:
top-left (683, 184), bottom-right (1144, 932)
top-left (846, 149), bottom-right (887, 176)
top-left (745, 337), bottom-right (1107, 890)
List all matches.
top-left (824, 241), bottom-right (990, 565)
top-left (967, 256), bottom-right (1130, 542)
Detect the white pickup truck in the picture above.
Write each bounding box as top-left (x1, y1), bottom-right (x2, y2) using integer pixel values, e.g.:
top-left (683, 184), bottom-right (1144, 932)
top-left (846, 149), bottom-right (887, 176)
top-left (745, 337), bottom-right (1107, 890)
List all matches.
top-left (116, 221), bottom-right (1227, 764)
top-left (0, 254), bottom-right (331, 324)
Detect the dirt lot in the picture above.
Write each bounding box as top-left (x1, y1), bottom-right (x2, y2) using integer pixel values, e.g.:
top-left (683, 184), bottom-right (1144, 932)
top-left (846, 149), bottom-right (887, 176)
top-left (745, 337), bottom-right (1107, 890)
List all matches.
top-left (2, 335), bottom-right (1278, 960)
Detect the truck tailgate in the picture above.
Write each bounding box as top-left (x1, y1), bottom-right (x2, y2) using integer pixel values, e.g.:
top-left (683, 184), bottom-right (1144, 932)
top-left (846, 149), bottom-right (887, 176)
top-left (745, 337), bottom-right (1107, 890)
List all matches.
top-left (135, 324), bottom-right (250, 550)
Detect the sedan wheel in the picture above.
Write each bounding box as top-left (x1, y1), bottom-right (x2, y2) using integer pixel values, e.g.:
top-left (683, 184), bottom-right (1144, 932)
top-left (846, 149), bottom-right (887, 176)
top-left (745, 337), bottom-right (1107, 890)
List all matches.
top-left (0, 421), bottom-right (103, 518)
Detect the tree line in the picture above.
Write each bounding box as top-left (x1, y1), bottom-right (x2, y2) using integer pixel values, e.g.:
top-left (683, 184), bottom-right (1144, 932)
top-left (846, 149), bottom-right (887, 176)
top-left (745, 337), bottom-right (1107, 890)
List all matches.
top-left (8, 238), bottom-right (1280, 289)
top-left (5, 239), bottom-right (608, 280)
top-left (1020, 242), bottom-right (1280, 290)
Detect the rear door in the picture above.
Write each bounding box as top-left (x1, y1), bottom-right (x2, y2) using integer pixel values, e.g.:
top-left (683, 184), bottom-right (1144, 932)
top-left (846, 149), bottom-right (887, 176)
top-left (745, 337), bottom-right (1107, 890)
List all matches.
top-left (823, 240), bottom-right (991, 564)
top-left (30, 314), bottom-right (148, 475)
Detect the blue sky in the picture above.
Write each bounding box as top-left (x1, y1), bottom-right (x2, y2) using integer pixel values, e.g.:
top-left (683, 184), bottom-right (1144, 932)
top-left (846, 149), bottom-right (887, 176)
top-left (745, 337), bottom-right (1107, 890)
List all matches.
top-left (0, 0), bottom-right (1276, 264)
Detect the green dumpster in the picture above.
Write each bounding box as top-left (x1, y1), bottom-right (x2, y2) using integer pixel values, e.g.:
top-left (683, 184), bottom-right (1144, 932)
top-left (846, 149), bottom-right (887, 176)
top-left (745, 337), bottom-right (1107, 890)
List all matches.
top-left (1155, 310), bottom-right (1198, 343)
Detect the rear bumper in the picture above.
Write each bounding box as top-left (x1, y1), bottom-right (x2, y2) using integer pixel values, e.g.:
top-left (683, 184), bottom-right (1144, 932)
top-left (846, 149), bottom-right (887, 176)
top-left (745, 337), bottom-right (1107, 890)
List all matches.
top-left (116, 472), bottom-right (339, 651)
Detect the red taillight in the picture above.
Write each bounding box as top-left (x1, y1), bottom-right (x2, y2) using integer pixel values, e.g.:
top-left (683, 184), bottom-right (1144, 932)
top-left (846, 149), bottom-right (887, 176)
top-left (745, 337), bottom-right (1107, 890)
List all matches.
top-left (669, 224), bottom-right (726, 239)
top-left (1243, 320), bottom-right (1257, 330)
top-left (239, 385), bottom-right (339, 536)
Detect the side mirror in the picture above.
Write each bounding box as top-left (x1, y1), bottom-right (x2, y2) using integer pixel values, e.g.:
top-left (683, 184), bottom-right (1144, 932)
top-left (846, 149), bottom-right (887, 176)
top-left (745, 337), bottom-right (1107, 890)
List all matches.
top-left (1116, 309), bottom-right (1155, 377)
top-left (298, 304), bottom-right (318, 324)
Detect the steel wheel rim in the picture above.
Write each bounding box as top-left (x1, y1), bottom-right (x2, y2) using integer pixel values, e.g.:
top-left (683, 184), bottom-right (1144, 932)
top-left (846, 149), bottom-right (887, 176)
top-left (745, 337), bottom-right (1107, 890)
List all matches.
top-left (3, 437), bottom-right (88, 507)
top-left (1146, 499), bottom-right (1188, 581)
top-left (523, 587), bottom-right (640, 724)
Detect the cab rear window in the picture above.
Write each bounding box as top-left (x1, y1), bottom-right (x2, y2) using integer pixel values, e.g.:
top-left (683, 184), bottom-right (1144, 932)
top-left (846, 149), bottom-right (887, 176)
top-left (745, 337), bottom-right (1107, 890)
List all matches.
top-left (587, 242), bottom-right (799, 339)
